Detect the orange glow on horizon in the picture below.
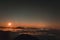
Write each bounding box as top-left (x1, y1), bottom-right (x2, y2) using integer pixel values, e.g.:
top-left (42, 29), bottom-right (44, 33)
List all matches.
top-left (0, 22), bottom-right (48, 28)
top-left (0, 22), bottom-right (60, 30)
top-left (15, 23), bottom-right (47, 28)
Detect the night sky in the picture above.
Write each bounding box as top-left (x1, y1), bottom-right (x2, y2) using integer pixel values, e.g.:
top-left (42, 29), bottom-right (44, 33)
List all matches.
top-left (0, 0), bottom-right (60, 27)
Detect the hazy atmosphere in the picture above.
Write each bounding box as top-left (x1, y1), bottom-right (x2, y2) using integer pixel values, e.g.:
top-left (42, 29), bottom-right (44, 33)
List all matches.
top-left (0, 0), bottom-right (60, 28)
top-left (0, 0), bottom-right (60, 40)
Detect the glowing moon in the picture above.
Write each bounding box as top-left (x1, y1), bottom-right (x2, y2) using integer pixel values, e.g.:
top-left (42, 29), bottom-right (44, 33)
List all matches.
top-left (8, 22), bottom-right (12, 26)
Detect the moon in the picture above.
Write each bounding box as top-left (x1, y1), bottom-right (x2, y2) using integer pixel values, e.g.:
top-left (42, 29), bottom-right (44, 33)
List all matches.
top-left (8, 22), bottom-right (12, 26)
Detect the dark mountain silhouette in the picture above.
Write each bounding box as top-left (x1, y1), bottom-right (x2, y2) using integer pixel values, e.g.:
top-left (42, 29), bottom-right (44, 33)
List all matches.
top-left (14, 34), bottom-right (39, 40)
top-left (15, 26), bottom-right (25, 29)
top-left (0, 30), bottom-right (10, 40)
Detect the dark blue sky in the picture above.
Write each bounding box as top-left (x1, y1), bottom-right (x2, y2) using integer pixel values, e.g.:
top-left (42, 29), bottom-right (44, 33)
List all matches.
top-left (0, 0), bottom-right (60, 26)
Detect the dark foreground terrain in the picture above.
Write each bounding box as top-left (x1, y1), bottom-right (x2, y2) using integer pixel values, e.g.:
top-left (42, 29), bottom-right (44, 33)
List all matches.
top-left (0, 29), bottom-right (60, 40)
